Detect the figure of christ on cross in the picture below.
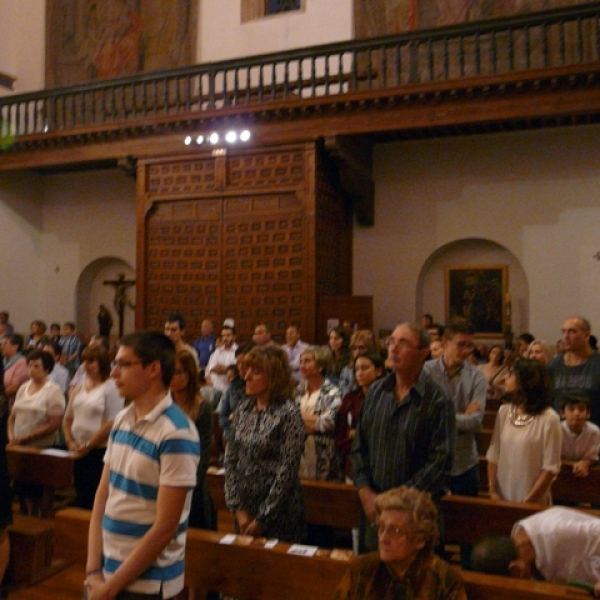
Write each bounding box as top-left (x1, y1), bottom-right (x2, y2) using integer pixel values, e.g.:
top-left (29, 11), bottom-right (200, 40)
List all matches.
top-left (103, 273), bottom-right (136, 337)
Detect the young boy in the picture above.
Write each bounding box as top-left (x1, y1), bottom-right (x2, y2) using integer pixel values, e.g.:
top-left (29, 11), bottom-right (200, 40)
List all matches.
top-left (559, 391), bottom-right (600, 477)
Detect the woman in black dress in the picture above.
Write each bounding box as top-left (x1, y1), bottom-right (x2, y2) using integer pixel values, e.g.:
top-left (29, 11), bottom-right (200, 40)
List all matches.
top-left (170, 350), bottom-right (215, 530)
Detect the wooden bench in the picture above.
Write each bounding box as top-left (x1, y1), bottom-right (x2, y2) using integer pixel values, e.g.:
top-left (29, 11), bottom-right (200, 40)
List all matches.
top-left (206, 470), bottom-right (362, 530)
top-left (478, 456), bottom-right (600, 506)
top-left (6, 514), bottom-right (56, 585)
top-left (483, 410), bottom-right (497, 428)
top-left (442, 493), bottom-right (600, 545)
top-left (476, 428), bottom-right (493, 455)
top-left (51, 508), bottom-right (589, 600)
top-left (6, 446), bottom-right (74, 518)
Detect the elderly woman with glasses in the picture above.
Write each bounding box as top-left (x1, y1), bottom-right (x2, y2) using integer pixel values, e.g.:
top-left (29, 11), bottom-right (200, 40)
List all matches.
top-left (333, 486), bottom-right (466, 600)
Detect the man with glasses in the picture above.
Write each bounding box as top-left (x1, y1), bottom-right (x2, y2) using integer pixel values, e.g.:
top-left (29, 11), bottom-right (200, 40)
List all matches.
top-left (85, 331), bottom-right (199, 600)
top-left (423, 317), bottom-right (486, 569)
top-left (547, 316), bottom-right (600, 427)
top-left (351, 322), bottom-right (455, 553)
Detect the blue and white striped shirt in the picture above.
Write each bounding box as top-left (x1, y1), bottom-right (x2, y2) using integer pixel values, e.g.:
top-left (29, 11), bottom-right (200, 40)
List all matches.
top-left (102, 394), bottom-right (200, 598)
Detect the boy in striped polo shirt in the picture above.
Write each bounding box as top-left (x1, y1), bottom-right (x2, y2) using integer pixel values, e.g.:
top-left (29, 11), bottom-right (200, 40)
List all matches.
top-left (85, 331), bottom-right (199, 600)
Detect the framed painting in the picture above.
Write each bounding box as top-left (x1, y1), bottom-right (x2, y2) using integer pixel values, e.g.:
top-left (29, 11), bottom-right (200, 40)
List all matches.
top-left (445, 265), bottom-right (508, 337)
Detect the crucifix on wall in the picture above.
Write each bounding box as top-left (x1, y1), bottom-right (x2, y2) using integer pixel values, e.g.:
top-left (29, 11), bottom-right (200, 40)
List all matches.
top-left (103, 273), bottom-right (136, 338)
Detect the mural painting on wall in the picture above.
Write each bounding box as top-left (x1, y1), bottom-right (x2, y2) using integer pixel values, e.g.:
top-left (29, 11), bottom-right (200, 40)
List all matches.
top-left (45, 0), bottom-right (198, 87)
top-left (445, 265), bottom-right (508, 338)
top-left (356, 0), bottom-right (596, 37)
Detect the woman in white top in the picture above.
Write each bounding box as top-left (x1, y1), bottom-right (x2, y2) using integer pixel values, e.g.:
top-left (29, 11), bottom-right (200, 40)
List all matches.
top-left (8, 349), bottom-right (65, 515)
top-left (486, 359), bottom-right (561, 504)
top-left (296, 344), bottom-right (343, 547)
top-left (63, 345), bottom-right (124, 509)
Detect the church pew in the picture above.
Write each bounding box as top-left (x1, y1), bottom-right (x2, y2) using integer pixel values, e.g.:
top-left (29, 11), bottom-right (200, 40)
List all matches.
top-left (442, 494), bottom-right (600, 545)
top-left (483, 410), bottom-right (497, 428)
top-left (53, 508), bottom-right (589, 600)
top-left (442, 494), bottom-right (552, 545)
top-left (476, 428), bottom-right (493, 455)
top-left (478, 456), bottom-right (600, 506)
top-left (552, 461), bottom-right (600, 506)
top-left (6, 445), bottom-right (74, 518)
top-left (206, 470), bottom-right (362, 530)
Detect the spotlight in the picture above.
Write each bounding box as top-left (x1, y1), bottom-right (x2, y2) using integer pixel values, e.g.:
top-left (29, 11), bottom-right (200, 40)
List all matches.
top-left (184, 135), bottom-right (192, 145)
top-left (240, 130), bottom-right (251, 142)
top-left (225, 131), bottom-right (237, 143)
top-left (196, 135), bottom-right (204, 145)
top-left (209, 132), bottom-right (220, 145)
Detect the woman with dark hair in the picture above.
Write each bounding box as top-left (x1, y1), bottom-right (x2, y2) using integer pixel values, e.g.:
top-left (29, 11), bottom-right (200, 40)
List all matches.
top-left (170, 350), bottom-right (215, 530)
top-left (333, 486), bottom-right (466, 600)
top-left (25, 319), bottom-right (47, 350)
top-left (63, 345), bottom-right (124, 509)
top-left (328, 326), bottom-right (351, 384)
top-left (8, 349), bottom-right (65, 515)
top-left (339, 330), bottom-right (377, 396)
top-left (335, 350), bottom-right (384, 480)
top-left (478, 343), bottom-right (507, 400)
top-left (486, 359), bottom-right (561, 504)
top-left (224, 345), bottom-right (305, 542)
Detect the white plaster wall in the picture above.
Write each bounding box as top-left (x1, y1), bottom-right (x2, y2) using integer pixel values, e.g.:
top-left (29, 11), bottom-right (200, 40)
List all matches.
top-left (0, 0), bottom-right (46, 95)
top-left (198, 0), bottom-right (354, 62)
top-left (353, 124), bottom-right (600, 344)
top-left (0, 172), bottom-right (44, 333)
top-left (41, 170), bottom-right (137, 333)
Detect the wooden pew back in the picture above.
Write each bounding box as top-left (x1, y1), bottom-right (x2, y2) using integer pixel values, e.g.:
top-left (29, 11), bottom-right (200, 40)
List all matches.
top-left (54, 508), bottom-right (589, 600)
top-left (478, 456), bottom-right (600, 506)
top-left (206, 471), bottom-right (362, 529)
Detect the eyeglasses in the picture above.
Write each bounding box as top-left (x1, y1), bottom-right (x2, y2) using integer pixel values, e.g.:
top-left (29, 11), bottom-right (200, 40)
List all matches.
top-left (113, 360), bottom-right (142, 370)
top-left (385, 338), bottom-right (420, 351)
top-left (372, 523), bottom-right (411, 539)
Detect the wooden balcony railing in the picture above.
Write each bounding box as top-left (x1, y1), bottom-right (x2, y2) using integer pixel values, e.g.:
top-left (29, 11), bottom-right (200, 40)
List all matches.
top-left (1, 2), bottom-right (599, 140)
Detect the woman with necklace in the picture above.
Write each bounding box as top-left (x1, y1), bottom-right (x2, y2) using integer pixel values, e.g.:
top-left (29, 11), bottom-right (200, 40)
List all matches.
top-left (63, 345), bottom-right (124, 509)
top-left (486, 359), bottom-right (561, 504)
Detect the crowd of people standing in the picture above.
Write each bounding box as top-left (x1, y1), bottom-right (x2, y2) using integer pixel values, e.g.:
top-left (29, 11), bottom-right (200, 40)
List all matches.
top-left (2, 308), bottom-right (600, 598)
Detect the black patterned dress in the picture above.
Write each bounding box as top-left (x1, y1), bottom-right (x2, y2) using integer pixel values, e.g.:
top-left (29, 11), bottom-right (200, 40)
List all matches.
top-left (224, 396), bottom-right (306, 542)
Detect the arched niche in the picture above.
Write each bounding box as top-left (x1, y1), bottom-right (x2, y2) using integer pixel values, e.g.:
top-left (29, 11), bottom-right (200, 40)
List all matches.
top-left (75, 257), bottom-right (136, 343)
top-left (416, 239), bottom-right (529, 342)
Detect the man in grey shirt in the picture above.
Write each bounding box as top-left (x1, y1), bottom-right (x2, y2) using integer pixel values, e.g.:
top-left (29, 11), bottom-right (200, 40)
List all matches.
top-left (423, 316), bottom-right (486, 568)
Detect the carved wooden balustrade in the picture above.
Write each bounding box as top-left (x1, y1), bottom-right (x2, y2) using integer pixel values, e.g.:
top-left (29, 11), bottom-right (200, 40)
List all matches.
top-left (1, 2), bottom-right (599, 149)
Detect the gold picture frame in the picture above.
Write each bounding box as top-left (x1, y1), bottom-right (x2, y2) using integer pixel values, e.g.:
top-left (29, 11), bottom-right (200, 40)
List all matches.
top-left (445, 265), bottom-right (508, 338)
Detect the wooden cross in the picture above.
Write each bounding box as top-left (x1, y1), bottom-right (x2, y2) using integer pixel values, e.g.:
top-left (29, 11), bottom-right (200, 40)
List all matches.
top-left (103, 273), bottom-right (136, 337)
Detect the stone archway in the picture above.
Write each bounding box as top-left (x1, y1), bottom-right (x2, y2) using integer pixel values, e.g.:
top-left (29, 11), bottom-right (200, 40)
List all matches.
top-left (75, 257), bottom-right (136, 343)
top-left (416, 238), bottom-right (529, 342)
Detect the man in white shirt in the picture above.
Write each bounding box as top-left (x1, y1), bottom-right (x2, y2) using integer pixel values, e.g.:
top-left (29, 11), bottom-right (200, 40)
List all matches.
top-left (203, 325), bottom-right (238, 409)
top-left (282, 323), bottom-right (308, 383)
top-left (472, 506), bottom-right (600, 596)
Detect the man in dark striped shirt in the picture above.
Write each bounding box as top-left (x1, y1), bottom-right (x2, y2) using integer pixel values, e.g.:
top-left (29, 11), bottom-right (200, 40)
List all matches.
top-left (351, 322), bottom-right (455, 553)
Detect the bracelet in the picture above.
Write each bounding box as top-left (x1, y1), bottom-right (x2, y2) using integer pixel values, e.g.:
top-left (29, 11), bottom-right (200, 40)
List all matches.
top-left (86, 568), bottom-right (103, 577)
